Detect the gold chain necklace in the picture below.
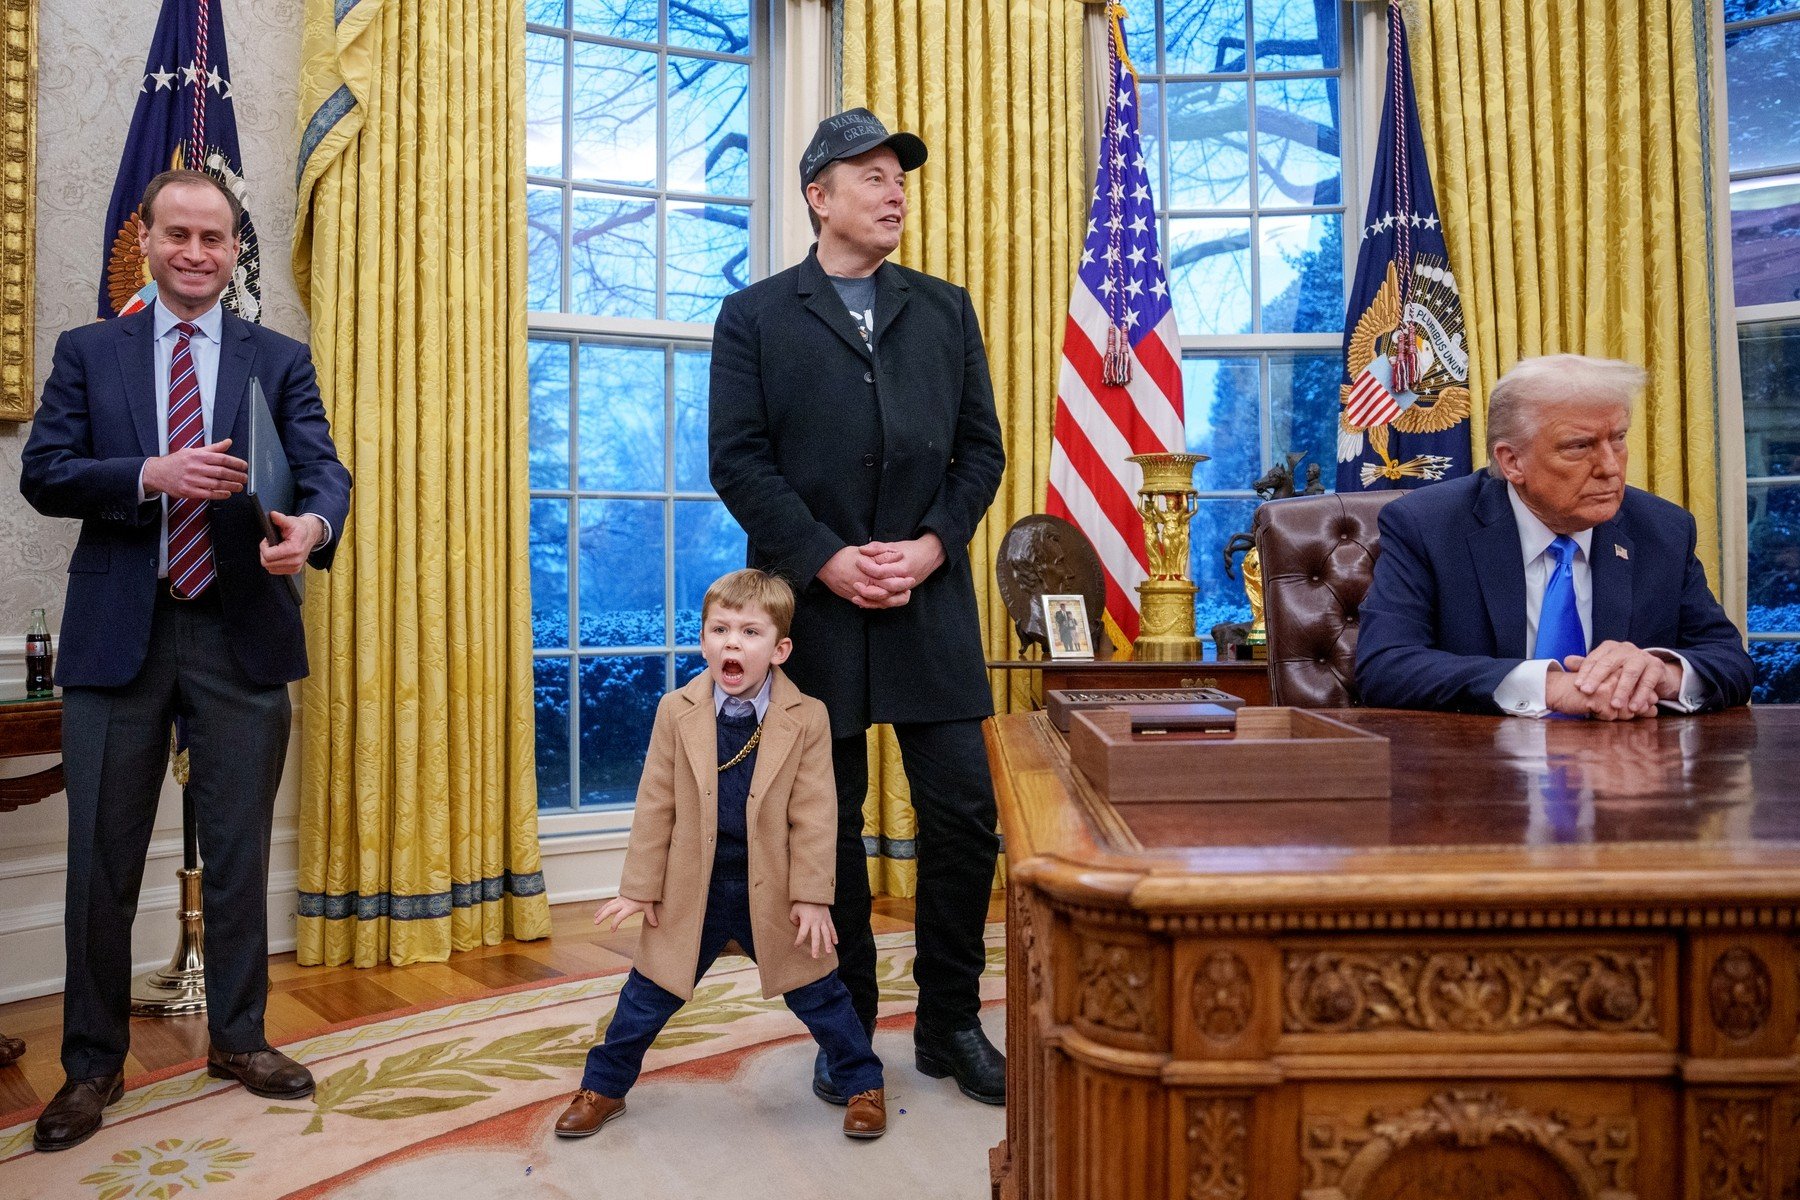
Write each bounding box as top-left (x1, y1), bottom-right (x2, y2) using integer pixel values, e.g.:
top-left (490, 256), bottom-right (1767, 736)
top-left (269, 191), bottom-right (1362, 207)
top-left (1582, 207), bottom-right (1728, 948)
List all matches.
top-left (718, 723), bottom-right (762, 773)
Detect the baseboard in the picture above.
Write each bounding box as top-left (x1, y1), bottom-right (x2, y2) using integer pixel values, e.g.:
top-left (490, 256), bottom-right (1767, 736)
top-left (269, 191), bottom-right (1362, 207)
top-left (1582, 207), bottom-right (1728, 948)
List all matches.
top-left (0, 830), bottom-right (631, 1004)
top-left (0, 869), bottom-right (301, 1006)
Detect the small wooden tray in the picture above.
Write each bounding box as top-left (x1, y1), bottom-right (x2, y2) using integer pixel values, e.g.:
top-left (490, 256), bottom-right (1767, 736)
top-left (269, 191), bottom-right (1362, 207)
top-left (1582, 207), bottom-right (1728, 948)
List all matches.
top-left (1067, 706), bottom-right (1390, 804)
top-left (1046, 686), bottom-right (1245, 733)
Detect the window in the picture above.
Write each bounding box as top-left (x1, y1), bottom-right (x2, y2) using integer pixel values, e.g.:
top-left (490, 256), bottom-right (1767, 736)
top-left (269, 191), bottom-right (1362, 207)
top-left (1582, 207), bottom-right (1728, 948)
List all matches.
top-left (1725, 0), bottom-right (1800, 702)
top-left (526, 0), bottom-right (763, 810)
top-left (1137, 0), bottom-right (1353, 638)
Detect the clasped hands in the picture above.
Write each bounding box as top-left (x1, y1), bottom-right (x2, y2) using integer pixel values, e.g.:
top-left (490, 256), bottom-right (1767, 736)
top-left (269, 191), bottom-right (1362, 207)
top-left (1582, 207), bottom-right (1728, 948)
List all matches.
top-left (594, 896), bottom-right (839, 959)
top-left (1544, 640), bottom-right (1681, 720)
top-left (142, 437), bottom-right (322, 576)
top-left (819, 533), bottom-right (945, 609)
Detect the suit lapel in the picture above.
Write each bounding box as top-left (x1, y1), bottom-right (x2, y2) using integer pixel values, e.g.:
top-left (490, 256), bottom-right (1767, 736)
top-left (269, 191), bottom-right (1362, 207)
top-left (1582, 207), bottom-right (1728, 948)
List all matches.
top-left (1468, 476), bottom-right (1530, 658)
top-left (798, 250), bottom-right (875, 358)
top-left (870, 262), bottom-right (911, 347)
top-left (211, 312), bottom-right (256, 446)
top-left (114, 310), bottom-right (161, 457)
top-left (676, 675), bottom-right (719, 832)
top-left (744, 671), bottom-right (803, 832)
top-left (1588, 521), bottom-right (1635, 646)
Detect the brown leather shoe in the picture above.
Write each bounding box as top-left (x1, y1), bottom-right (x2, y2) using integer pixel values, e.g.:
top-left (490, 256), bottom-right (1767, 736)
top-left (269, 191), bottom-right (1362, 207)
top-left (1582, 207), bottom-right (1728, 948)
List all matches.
top-left (0, 1033), bottom-right (24, 1068)
top-left (32, 1071), bottom-right (124, 1152)
top-left (555, 1088), bottom-right (626, 1138)
top-left (206, 1046), bottom-right (315, 1099)
top-left (843, 1087), bottom-right (886, 1139)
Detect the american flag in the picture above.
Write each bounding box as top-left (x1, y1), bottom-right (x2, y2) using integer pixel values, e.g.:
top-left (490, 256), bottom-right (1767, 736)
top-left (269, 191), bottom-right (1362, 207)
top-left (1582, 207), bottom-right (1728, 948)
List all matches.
top-left (1046, 10), bottom-right (1184, 647)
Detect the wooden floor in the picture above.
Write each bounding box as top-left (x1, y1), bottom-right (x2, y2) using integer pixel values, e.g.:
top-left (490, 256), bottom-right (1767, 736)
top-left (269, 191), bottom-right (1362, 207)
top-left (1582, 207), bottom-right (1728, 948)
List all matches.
top-left (0, 892), bottom-right (1003, 1116)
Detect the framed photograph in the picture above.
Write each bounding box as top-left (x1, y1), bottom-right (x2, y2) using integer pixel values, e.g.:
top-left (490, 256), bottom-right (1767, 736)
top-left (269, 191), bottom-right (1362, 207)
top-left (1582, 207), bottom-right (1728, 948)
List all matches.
top-left (1040, 593), bottom-right (1095, 660)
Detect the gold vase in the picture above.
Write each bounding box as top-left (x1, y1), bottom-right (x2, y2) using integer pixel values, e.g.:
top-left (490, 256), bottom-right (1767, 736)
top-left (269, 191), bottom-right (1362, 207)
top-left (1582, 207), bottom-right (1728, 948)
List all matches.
top-left (1129, 452), bottom-right (1207, 662)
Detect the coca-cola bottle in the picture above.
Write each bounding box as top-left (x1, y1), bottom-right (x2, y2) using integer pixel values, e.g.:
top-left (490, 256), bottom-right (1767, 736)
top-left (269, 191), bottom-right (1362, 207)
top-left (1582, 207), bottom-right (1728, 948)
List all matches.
top-left (25, 608), bottom-right (52, 697)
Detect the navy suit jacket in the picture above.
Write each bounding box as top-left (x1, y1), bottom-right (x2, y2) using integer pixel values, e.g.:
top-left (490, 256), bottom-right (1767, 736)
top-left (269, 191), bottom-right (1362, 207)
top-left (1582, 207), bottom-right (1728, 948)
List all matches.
top-left (20, 308), bottom-right (352, 688)
top-left (1355, 472), bottom-right (1753, 714)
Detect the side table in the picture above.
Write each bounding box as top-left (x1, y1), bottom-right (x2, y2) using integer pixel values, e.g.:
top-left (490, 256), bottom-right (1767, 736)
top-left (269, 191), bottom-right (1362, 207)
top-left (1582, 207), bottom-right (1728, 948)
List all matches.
top-left (0, 692), bottom-right (63, 1069)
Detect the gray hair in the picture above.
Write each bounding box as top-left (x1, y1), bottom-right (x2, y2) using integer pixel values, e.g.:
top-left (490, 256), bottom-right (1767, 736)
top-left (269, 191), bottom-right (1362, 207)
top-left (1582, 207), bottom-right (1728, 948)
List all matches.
top-left (1484, 354), bottom-right (1646, 477)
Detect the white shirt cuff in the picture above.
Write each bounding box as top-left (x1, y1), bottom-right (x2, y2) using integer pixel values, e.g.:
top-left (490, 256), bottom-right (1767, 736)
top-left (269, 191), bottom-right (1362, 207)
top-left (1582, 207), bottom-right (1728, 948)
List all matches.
top-left (1494, 659), bottom-right (1556, 718)
top-left (1650, 649), bottom-right (1704, 713)
top-left (310, 515), bottom-right (334, 550)
top-left (137, 462), bottom-right (148, 504)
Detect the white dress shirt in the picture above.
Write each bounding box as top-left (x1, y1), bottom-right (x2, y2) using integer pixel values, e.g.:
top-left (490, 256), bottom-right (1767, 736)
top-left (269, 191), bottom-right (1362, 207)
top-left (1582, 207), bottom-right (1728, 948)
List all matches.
top-left (713, 670), bottom-right (773, 720)
top-left (1492, 483), bottom-right (1703, 717)
top-left (135, 298), bottom-right (331, 575)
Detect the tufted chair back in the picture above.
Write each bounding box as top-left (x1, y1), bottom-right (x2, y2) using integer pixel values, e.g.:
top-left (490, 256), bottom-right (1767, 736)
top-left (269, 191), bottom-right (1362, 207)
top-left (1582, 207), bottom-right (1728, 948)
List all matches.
top-left (1252, 491), bottom-right (1402, 707)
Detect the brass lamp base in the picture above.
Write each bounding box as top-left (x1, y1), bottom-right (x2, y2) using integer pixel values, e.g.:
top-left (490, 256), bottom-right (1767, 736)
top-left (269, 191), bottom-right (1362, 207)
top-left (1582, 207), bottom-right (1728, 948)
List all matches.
top-left (129, 866), bottom-right (207, 1017)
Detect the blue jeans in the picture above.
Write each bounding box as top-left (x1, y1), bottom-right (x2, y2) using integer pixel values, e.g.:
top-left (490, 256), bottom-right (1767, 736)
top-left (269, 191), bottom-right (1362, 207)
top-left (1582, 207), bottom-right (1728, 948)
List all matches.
top-left (580, 875), bottom-right (884, 1099)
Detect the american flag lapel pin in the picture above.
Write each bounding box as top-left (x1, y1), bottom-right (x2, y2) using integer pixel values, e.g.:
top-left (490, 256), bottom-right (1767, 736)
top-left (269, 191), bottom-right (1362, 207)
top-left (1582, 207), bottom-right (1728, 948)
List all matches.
top-left (1615, 544), bottom-right (1629, 561)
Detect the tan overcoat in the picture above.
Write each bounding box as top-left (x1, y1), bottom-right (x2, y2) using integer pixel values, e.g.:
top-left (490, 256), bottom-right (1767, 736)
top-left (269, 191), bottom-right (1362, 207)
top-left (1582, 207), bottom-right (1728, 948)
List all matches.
top-left (617, 668), bottom-right (839, 1001)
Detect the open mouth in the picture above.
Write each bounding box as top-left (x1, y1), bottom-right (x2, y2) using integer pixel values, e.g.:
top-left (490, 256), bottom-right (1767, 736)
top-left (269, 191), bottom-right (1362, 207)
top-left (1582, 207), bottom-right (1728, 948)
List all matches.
top-left (719, 656), bottom-right (746, 688)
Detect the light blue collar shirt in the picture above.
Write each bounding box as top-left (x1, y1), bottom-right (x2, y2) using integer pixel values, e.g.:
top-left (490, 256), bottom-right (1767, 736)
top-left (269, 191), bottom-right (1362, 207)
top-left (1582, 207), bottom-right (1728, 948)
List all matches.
top-left (713, 671), bottom-right (774, 721)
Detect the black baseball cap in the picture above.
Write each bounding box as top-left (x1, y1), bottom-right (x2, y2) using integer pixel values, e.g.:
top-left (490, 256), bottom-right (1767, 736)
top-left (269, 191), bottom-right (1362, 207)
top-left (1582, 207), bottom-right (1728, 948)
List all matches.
top-left (798, 108), bottom-right (928, 189)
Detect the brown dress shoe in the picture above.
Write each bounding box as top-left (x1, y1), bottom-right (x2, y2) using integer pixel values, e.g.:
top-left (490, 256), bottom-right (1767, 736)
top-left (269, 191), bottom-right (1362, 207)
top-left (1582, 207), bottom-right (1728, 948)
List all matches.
top-left (0, 1033), bottom-right (24, 1068)
top-left (843, 1088), bottom-right (886, 1139)
top-left (33, 1071), bottom-right (125, 1152)
top-left (555, 1088), bottom-right (626, 1138)
top-left (206, 1046), bottom-right (315, 1099)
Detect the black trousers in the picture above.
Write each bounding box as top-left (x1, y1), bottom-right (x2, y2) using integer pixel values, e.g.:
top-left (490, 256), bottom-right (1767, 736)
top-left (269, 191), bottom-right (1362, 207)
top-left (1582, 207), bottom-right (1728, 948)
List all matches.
top-left (59, 592), bottom-right (292, 1079)
top-left (831, 718), bottom-right (999, 1034)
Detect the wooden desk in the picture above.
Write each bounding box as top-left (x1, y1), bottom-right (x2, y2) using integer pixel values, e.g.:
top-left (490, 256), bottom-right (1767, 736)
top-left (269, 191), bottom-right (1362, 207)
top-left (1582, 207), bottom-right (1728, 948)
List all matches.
top-left (0, 693), bottom-right (61, 1067)
top-left (987, 707), bottom-right (1800, 1200)
top-left (988, 659), bottom-right (1273, 707)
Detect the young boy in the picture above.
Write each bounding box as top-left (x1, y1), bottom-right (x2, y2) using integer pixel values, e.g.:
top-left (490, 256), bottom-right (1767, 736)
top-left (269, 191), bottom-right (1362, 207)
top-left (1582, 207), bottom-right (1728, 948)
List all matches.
top-left (555, 569), bottom-right (887, 1140)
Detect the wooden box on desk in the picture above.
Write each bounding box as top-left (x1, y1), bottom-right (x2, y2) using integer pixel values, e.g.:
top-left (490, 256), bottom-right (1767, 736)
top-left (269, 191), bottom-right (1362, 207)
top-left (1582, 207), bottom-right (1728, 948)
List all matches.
top-left (1066, 705), bottom-right (1390, 803)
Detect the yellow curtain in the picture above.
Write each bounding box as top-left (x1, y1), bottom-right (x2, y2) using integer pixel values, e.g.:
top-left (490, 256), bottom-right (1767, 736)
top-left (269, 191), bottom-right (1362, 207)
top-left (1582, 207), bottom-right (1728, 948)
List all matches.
top-left (841, 0), bottom-right (1088, 895)
top-left (1403, 0), bottom-right (1723, 582)
top-left (289, 0), bottom-right (550, 964)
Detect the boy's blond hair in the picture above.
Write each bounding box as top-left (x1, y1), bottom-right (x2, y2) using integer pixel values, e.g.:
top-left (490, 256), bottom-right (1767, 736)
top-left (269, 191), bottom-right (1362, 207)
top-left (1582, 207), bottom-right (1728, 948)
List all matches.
top-left (702, 569), bottom-right (796, 641)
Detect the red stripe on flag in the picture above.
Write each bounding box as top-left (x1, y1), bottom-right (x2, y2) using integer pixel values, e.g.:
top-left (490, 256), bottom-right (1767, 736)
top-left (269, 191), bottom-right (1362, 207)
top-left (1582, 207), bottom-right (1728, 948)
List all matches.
top-left (1132, 330), bottom-right (1184, 429)
top-left (1051, 395), bottom-right (1149, 564)
top-left (1063, 318), bottom-right (1163, 454)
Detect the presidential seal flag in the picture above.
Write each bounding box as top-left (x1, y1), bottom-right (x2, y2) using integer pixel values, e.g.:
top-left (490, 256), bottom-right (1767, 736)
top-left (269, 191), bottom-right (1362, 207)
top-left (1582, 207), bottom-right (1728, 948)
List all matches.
top-left (1338, 0), bottom-right (1470, 491)
top-left (98, 0), bottom-right (261, 321)
top-left (1047, 5), bottom-right (1185, 648)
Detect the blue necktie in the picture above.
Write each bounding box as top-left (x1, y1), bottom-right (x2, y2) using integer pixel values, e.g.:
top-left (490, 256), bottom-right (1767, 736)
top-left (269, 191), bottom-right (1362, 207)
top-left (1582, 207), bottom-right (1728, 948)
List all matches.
top-left (1534, 535), bottom-right (1586, 664)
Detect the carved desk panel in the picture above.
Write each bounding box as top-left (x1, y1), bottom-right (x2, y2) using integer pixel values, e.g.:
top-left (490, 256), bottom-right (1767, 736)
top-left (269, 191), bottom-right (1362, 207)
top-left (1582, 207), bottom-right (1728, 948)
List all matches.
top-left (987, 708), bottom-right (1800, 1200)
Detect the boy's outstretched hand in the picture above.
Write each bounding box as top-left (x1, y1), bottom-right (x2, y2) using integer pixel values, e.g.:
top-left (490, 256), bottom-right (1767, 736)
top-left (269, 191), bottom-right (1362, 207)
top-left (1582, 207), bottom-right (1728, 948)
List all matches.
top-left (791, 902), bottom-right (837, 959)
top-left (595, 895), bottom-right (660, 931)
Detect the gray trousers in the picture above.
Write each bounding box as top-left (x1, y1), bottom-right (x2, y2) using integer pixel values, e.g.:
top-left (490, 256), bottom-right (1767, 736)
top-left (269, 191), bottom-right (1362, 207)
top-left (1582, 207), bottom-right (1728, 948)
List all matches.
top-left (59, 591), bottom-right (291, 1079)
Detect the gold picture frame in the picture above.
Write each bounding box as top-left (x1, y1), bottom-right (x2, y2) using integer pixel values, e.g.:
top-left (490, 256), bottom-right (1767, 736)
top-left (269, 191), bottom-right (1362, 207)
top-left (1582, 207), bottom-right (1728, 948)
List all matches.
top-left (0, 0), bottom-right (35, 422)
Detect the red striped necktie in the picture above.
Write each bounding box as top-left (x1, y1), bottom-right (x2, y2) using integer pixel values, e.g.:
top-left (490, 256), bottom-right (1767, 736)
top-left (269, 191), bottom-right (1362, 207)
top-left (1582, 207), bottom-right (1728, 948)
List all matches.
top-left (165, 321), bottom-right (216, 599)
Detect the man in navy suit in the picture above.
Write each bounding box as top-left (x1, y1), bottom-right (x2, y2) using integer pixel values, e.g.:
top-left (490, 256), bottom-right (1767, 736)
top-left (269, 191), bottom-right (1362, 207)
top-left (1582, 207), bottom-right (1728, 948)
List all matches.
top-left (20, 169), bottom-right (351, 1151)
top-left (1356, 354), bottom-right (1752, 718)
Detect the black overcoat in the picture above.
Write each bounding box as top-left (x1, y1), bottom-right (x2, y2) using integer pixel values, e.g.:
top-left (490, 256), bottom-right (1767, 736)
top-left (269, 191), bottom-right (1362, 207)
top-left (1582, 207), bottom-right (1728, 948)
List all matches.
top-left (709, 247), bottom-right (1006, 738)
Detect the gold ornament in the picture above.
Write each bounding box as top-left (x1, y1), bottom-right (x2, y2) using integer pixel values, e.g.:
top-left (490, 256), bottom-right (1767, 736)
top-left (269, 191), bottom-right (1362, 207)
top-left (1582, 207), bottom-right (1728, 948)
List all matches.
top-left (1129, 453), bottom-right (1206, 662)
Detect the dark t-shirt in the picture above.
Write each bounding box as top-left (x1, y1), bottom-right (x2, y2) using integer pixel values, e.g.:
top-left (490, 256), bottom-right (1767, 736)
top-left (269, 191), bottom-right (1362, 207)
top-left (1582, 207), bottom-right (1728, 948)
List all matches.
top-left (828, 273), bottom-right (877, 345)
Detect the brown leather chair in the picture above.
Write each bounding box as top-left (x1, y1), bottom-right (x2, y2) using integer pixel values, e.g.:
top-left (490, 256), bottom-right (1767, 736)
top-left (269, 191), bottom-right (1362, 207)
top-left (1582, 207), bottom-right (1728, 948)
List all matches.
top-left (1252, 490), bottom-right (1402, 707)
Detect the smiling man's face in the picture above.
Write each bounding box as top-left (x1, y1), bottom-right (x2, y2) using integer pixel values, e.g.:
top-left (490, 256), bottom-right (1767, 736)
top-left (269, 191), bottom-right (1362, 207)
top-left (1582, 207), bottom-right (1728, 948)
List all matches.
top-left (808, 146), bottom-right (907, 261)
top-left (140, 181), bottom-right (239, 320)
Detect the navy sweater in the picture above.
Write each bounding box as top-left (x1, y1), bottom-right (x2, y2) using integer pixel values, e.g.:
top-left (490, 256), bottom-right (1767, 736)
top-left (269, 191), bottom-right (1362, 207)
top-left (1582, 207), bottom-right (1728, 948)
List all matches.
top-left (713, 707), bottom-right (759, 880)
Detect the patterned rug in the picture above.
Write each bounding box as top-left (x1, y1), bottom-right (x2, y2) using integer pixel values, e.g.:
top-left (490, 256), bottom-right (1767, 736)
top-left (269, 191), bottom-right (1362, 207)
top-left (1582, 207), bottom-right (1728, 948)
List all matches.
top-left (0, 927), bottom-right (1006, 1200)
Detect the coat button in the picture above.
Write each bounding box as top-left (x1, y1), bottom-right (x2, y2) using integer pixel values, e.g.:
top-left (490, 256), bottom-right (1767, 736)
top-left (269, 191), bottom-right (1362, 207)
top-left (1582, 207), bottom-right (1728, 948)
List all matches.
top-left (864, 370), bottom-right (874, 384)
top-left (863, 454), bottom-right (876, 467)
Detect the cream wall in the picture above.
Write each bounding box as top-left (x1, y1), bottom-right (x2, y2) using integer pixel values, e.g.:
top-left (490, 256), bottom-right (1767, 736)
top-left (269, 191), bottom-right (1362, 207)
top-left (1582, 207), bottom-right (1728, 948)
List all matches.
top-left (0, 0), bottom-right (308, 1003)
